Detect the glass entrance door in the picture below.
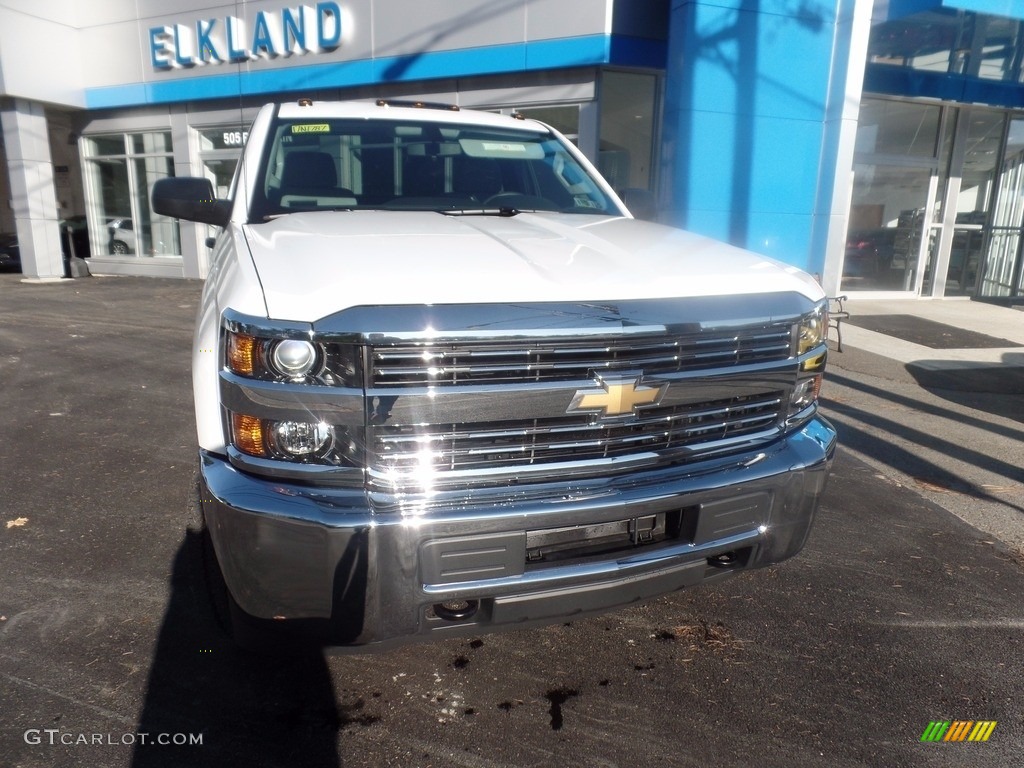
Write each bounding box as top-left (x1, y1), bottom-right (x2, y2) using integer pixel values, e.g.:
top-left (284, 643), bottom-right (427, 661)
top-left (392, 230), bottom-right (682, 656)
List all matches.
top-left (842, 164), bottom-right (935, 292)
top-left (939, 110), bottom-right (1004, 295)
top-left (841, 98), bottom-right (944, 295)
top-left (979, 117), bottom-right (1024, 298)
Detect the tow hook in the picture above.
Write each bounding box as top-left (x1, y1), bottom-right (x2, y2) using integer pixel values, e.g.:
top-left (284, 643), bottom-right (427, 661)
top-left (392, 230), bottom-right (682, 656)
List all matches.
top-left (708, 551), bottom-right (743, 569)
top-left (432, 599), bottom-right (479, 622)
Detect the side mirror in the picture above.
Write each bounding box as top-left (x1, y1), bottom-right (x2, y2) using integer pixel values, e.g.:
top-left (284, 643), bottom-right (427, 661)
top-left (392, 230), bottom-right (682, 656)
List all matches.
top-left (621, 188), bottom-right (658, 222)
top-left (152, 177), bottom-right (231, 227)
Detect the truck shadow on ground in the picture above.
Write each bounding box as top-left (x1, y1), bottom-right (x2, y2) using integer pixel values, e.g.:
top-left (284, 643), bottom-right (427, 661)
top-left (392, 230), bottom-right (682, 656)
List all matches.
top-left (129, 531), bottom-right (343, 768)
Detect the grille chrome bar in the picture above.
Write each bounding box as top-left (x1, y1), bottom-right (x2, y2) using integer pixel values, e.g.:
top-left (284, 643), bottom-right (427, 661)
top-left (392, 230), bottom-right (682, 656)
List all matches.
top-left (370, 327), bottom-right (793, 387)
top-left (373, 392), bottom-right (784, 474)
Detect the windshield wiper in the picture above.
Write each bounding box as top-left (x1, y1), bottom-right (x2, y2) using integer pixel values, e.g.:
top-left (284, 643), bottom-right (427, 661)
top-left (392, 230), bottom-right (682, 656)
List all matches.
top-left (440, 207), bottom-right (520, 217)
top-left (256, 206), bottom-right (354, 222)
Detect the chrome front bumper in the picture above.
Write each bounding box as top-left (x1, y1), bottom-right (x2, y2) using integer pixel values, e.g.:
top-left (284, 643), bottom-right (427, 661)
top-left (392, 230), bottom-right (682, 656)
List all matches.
top-left (200, 415), bottom-right (836, 651)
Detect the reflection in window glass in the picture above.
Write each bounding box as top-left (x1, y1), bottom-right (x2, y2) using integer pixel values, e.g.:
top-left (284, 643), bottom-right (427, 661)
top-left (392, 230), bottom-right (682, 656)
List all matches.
top-left (198, 126), bottom-right (250, 152)
top-left (868, 10), bottom-right (970, 75)
top-left (980, 118), bottom-right (1024, 297)
top-left (599, 70), bottom-right (657, 192)
top-left (944, 228), bottom-right (985, 295)
top-left (91, 157), bottom-right (131, 253)
top-left (958, 111), bottom-right (1003, 223)
top-left (990, 118), bottom-right (1024, 231)
top-left (514, 107), bottom-right (579, 143)
top-left (131, 132), bottom-right (172, 155)
top-left (933, 110), bottom-right (1004, 295)
top-left (197, 125), bottom-right (248, 243)
top-left (133, 155), bottom-right (178, 255)
top-left (249, 118), bottom-right (617, 221)
top-left (87, 136), bottom-right (127, 157)
top-left (976, 16), bottom-right (1024, 82)
top-left (841, 164), bottom-right (932, 292)
top-left (868, 10), bottom-right (1024, 84)
top-left (855, 99), bottom-right (941, 157)
top-left (981, 229), bottom-right (1022, 297)
top-left (83, 131), bottom-right (179, 257)
top-left (203, 158), bottom-right (238, 198)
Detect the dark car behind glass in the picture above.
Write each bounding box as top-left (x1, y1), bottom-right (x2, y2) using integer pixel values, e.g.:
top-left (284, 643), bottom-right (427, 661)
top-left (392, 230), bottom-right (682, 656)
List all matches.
top-left (0, 232), bottom-right (19, 271)
top-left (0, 217), bottom-right (92, 273)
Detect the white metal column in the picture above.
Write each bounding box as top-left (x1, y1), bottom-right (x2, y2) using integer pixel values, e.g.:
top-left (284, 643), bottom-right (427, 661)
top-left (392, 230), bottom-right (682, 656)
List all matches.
top-left (0, 99), bottom-right (64, 281)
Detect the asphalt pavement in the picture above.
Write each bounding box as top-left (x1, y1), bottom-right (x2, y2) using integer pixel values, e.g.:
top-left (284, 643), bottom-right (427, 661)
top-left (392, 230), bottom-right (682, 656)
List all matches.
top-left (1, 274), bottom-right (1021, 768)
top-left (829, 297), bottom-right (1024, 556)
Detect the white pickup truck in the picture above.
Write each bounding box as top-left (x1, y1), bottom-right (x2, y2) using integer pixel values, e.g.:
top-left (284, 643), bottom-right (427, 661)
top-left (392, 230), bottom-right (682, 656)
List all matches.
top-left (153, 99), bottom-right (836, 651)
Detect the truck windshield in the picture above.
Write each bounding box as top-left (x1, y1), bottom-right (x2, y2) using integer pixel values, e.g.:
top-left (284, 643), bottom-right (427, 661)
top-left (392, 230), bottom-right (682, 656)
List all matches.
top-left (248, 117), bottom-right (619, 221)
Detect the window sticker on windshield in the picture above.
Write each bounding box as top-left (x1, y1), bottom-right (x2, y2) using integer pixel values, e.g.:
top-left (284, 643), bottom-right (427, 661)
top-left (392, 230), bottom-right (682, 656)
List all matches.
top-left (460, 138), bottom-right (544, 159)
top-left (291, 124), bottom-right (331, 134)
top-left (485, 142), bottom-right (526, 153)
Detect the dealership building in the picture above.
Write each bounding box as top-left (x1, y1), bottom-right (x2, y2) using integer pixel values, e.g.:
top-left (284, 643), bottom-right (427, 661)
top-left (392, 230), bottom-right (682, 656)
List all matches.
top-left (1, 0), bottom-right (1023, 301)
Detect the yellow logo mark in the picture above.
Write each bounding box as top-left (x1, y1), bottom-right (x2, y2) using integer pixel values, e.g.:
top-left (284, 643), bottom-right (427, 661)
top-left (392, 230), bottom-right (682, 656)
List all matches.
top-left (568, 373), bottom-right (667, 418)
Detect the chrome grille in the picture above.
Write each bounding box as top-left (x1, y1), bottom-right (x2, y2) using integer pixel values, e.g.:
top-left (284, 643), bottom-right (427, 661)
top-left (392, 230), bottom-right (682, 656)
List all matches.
top-left (370, 326), bottom-right (794, 387)
top-left (373, 391), bottom-right (784, 474)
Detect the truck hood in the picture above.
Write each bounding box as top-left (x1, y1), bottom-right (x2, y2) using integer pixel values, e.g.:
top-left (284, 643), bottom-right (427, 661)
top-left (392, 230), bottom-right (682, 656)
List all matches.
top-left (242, 211), bottom-right (824, 322)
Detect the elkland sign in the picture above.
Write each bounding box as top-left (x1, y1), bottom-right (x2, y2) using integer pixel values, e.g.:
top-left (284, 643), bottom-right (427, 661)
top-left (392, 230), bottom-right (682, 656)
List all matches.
top-left (148, 2), bottom-right (344, 69)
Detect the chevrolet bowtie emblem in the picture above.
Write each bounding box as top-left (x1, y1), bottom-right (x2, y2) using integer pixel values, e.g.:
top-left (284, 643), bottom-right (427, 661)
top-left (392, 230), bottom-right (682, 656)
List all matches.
top-left (567, 372), bottom-right (668, 418)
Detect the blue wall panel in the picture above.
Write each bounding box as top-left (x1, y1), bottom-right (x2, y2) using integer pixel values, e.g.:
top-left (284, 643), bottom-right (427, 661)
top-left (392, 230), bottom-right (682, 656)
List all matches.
top-left (686, 3), bottom-right (834, 122)
top-left (663, 0), bottom-right (850, 277)
top-left (679, 209), bottom-right (815, 272)
top-left (749, 117), bottom-right (825, 215)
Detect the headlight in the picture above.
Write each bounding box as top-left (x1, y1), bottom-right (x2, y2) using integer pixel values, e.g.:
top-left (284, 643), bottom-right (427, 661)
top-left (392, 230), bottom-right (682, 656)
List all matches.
top-left (220, 314), bottom-right (361, 469)
top-left (788, 303), bottom-right (829, 422)
top-left (270, 420), bottom-right (333, 456)
top-left (269, 339), bottom-right (318, 379)
top-left (230, 412), bottom-right (340, 462)
top-left (226, 329), bottom-right (333, 382)
top-left (796, 304), bottom-right (828, 356)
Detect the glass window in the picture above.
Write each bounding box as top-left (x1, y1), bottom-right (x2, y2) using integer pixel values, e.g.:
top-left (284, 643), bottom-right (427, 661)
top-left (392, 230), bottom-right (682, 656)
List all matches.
top-left (868, 10), bottom-right (971, 75)
top-left (975, 16), bottom-right (1024, 83)
top-left (130, 132), bottom-right (172, 154)
top-left (980, 117), bottom-right (1024, 297)
top-left (937, 111), bottom-right (1004, 295)
top-left (957, 111), bottom-right (1003, 223)
top-left (197, 125), bottom-right (250, 242)
top-left (598, 70), bottom-right (657, 192)
top-left (198, 126), bottom-right (250, 152)
top-left (83, 131), bottom-right (179, 257)
top-left (868, 10), bottom-right (1024, 85)
top-left (203, 158), bottom-right (238, 199)
top-left (855, 99), bottom-right (941, 158)
top-left (990, 118), bottom-right (1024, 231)
top-left (86, 136), bottom-right (127, 156)
top-left (248, 118), bottom-right (621, 221)
top-left (841, 164), bottom-right (932, 292)
top-left (514, 107), bottom-right (579, 143)
top-left (132, 155), bottom-right (177, 255)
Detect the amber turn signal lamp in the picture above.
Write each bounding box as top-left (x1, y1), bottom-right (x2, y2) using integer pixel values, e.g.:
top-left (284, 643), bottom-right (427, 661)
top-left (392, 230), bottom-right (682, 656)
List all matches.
top-left (232, 413), bottom-right (267, 457)
top-left (227, 332), bottom-right (257, 376)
